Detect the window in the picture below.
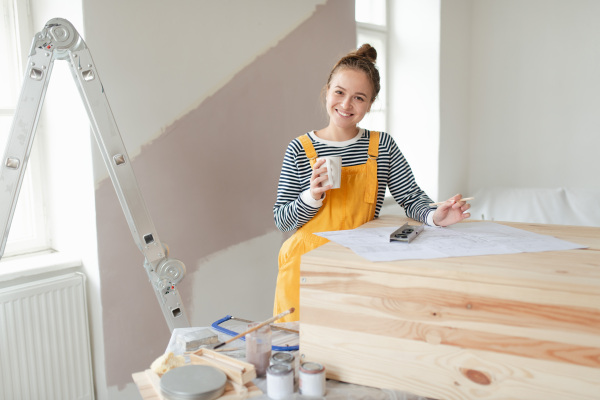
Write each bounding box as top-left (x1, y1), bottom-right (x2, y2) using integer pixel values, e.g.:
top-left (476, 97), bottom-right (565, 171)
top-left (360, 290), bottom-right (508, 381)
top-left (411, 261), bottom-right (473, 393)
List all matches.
top-left (355, 0), bottom-right (387, 133)
top-left (1, 0), bottom-right (49, 258)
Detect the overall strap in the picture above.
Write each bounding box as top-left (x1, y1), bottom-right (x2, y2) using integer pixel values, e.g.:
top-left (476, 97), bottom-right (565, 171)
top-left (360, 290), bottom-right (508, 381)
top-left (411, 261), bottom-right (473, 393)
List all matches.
top-left (365, 131), bottom-right (380, 203)
top-left (298, 134), bottom-right (318, 167)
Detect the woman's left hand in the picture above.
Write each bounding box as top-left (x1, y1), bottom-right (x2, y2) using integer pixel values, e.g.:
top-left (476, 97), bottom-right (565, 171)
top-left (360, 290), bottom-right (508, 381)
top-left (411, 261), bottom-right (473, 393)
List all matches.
top-left (432, 194), bottom-right (471, 227)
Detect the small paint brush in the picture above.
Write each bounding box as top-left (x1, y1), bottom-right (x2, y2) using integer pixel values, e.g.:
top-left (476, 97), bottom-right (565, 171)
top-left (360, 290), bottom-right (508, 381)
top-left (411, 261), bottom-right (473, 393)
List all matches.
top-left (212, 307), bottom-right (295, 350)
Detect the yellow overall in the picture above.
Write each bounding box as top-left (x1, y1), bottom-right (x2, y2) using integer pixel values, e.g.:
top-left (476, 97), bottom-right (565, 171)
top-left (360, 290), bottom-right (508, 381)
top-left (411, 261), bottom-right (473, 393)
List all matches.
top-left (274, 131), bottom-right (380, 322)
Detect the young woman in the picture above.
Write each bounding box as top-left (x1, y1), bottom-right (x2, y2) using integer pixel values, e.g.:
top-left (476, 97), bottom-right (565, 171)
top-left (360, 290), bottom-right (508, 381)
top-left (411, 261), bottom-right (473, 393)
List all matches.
top-left (273, 44), bottom-right (471, 322)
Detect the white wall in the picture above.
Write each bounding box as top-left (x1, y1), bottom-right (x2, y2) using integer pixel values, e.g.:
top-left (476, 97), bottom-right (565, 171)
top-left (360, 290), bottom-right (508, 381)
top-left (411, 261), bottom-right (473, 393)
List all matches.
top-left (388, 0), bottom-right (441, 201)
top-left (393, 0), bottom-right (600, 224)
top-left (84, 0), bottom-right (327, 183)
top-left (465, 0), bottom-right (600, 225)
top-left (439, 0), bottom-right (471, 201)
top-left (468, 0), bottom-right (600, 192)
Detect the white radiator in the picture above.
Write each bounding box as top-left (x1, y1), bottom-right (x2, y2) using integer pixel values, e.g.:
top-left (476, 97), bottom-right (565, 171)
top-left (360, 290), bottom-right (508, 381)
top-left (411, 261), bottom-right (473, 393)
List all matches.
top-left (0, 272), bottom-right (94, 400)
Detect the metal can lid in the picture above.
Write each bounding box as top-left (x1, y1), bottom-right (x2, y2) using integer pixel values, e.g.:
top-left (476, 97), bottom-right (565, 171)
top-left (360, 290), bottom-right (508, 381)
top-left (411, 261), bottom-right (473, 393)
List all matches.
top-left (160, 365), bottom-right (227, 400)
top-left (267, 363), bottom-right (293, 376)
top-left (270, 351), bottom-right (295, 364)
top-left (300, 361), bottom-right (325, 374)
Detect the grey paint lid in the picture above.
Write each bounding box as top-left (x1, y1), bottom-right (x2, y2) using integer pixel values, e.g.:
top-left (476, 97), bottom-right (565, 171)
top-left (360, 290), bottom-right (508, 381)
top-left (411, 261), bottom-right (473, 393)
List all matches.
top-left (160, 365), bottom-right (227, 400)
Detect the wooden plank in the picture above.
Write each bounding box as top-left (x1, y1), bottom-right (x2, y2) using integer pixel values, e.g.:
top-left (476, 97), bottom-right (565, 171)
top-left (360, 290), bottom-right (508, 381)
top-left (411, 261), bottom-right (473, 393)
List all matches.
top-left (300, 264), bottom-right (600, 338)
top-left (301, 279), bottom-right (600, 368)
top-left (190, 348), bottom-right (256, 385)
top-left (303, 246), bottom-right (600, 291)
top-left (300, 325), bottom-right (600, 400)
top-left (145, 369), bottom-right (165, 399)
top-left (299, 216), bottom-right (600, 399)
top-left (132, 371), bottom-right (163, 400)
top-left (300, 217), bottom-right (600, 294)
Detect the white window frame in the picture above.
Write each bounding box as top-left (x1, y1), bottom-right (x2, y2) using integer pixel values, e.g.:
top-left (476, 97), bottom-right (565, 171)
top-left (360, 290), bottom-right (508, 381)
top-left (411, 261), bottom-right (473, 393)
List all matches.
top-left (1, 0), bottom-right (50, 258)
top-left (356, 0), bottom-right (388, 133)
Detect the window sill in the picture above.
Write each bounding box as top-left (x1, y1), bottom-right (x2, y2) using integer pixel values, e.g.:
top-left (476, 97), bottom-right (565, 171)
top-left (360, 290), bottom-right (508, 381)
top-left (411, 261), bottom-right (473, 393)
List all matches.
top-left (0, 250), bottom-right (82, 283)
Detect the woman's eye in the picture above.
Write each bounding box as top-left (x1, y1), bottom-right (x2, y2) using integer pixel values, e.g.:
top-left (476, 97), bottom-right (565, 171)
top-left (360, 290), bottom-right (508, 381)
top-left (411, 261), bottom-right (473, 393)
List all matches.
top-left (335, 90), bottom-right (343, 95)
top-left (355, 96), bottom-right (365, 102)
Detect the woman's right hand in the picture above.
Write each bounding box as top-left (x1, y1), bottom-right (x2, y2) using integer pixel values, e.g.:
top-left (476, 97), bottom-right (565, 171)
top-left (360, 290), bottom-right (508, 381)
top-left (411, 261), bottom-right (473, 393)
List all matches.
top-left (310, 158), bottom-right (332, 200)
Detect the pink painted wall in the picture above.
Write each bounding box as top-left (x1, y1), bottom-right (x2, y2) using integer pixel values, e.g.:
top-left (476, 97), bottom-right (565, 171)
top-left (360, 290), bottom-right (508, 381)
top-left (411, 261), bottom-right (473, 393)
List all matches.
top-left (94, 0), bottom-right (355, 388)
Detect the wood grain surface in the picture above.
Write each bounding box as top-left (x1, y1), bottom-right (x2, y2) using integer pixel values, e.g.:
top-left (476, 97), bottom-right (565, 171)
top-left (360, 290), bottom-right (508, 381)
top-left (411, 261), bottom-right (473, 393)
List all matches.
top-left (299, 216), bottom-right (600, 400)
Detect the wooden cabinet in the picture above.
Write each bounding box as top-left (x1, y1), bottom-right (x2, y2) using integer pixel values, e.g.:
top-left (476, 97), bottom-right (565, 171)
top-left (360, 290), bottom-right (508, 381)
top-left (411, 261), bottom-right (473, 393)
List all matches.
top-left (299, 215), bottom-right (600, 400)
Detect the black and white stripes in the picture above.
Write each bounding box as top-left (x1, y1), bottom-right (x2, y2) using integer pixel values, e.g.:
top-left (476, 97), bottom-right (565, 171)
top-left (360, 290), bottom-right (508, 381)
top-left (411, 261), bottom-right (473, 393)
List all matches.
top-left (273, 129), bottom-right (433, 232)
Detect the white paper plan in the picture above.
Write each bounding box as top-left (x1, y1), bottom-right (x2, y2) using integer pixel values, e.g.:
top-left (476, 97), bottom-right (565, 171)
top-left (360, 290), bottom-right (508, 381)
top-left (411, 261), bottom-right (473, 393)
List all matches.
top-left (314, 222), bottom-right (587, 262)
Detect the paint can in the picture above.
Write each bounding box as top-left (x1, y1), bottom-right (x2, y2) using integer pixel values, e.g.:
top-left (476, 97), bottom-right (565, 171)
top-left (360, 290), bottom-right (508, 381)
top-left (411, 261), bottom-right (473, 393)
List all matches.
top-left (160, 365), bottom-right (227, 400)
top-left (270, 351), bottom-right (295, 367)
top-left (266, 363), bottom-right (294, 399)
top-left (299, 361), bottom-right (326, 397)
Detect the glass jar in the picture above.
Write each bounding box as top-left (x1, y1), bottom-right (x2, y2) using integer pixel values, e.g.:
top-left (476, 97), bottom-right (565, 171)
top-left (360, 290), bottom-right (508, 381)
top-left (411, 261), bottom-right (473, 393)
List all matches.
top-left (245, 323), bottom-right (271, 377)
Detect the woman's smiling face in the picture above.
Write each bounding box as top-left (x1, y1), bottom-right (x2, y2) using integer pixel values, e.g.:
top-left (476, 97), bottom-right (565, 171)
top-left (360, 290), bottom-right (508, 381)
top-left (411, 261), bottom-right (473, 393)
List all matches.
top-left (325, 68), bottom-right (373, 130)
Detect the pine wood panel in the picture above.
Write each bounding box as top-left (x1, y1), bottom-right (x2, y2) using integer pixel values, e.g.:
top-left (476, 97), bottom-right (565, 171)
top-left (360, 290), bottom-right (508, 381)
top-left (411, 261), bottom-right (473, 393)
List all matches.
top-left (299, 216), bottom-right (600, 400)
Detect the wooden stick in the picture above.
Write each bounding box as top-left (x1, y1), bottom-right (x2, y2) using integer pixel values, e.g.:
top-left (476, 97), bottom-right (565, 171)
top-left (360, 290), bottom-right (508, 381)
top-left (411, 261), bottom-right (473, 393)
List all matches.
top-left (429, 197), bottom-right (474, 207)
top-left (213, 307), bottom-right (295, 350)
top-left (190, 353), bottom-right (245, 373)
top-left (201, 350), bottom-right (247, 372)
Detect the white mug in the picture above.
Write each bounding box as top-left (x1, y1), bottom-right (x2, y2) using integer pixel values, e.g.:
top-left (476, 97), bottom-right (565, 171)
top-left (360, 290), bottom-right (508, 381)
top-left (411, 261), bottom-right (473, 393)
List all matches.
top-left (317, 156), bottom-right (342, 189)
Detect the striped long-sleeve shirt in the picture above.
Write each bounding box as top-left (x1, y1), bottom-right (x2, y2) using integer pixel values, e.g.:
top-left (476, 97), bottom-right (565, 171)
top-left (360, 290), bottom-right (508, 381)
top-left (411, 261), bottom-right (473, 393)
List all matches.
top-left (273, 129), bottom-right (434, 232)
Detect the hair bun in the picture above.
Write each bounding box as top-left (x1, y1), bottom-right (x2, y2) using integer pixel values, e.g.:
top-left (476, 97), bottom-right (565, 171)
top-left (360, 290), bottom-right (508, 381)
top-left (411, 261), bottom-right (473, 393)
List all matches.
top-left (325, 43), bottom-right (381, 102)
top-left (355, 43), bottom-right (377, 64)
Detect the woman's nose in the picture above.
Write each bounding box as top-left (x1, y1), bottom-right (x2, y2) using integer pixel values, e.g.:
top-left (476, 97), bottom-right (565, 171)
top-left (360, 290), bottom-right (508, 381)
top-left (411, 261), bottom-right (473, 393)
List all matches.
top-left (341, 96), bottom-right (352, 108)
